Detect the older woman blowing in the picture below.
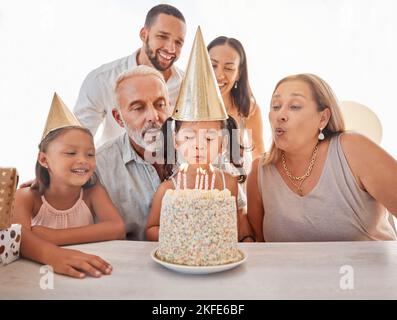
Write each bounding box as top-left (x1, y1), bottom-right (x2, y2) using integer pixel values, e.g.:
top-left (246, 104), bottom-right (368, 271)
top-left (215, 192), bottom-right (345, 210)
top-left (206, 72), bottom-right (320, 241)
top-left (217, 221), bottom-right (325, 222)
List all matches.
top-left (247, 74), bottom-right (397, 242)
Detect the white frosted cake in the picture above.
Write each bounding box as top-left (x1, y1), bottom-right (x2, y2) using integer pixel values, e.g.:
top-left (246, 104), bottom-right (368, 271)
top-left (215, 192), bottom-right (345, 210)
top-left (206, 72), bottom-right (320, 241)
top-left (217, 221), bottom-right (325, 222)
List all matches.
top-left (157, 189), bottom-right (243, 266)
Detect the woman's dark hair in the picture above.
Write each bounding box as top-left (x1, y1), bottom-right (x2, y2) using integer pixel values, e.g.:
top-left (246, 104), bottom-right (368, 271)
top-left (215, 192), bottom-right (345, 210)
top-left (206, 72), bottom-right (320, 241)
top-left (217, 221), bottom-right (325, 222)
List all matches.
top-left (34, 126), bottom-right (97, 195)
top-left (207, 36), bottom-right (252, 118)
top-left (160, 117), bottom-right (247, 183)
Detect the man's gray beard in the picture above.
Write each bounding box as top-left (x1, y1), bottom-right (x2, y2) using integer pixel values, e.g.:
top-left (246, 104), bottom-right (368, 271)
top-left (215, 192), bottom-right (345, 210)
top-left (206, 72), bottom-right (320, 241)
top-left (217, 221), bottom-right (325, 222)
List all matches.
top-left (123, 120), bottom-right (162, 153)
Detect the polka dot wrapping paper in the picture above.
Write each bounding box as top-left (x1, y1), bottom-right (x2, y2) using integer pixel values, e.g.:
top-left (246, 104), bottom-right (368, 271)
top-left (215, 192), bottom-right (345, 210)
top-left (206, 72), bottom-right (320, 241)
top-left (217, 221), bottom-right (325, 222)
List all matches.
top-left (0, 224), bottom-right (21, 265)
top-left (0, 168), bottom-right (21, 265)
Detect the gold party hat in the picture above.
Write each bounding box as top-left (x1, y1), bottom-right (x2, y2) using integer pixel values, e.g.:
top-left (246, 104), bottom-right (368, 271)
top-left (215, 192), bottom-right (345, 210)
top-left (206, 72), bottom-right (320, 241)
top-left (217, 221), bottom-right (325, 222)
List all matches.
top-left (42, 93), bottom-right (83, 140)
top-left (172, 26), bottom-right (228, 121)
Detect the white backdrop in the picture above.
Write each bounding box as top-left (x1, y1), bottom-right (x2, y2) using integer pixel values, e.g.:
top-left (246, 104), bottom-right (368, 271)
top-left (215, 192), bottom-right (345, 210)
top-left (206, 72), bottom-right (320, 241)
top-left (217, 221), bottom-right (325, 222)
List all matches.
top-left (1, 0), bottom-right (396, 181)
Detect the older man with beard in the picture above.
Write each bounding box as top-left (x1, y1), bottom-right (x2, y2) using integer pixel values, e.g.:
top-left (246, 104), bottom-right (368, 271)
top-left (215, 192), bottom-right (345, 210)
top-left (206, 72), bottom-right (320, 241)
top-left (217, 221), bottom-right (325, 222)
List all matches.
top-left (95, 65), bottom-right (168, 240)
top-left (74, 4), bottom-right (186, 146)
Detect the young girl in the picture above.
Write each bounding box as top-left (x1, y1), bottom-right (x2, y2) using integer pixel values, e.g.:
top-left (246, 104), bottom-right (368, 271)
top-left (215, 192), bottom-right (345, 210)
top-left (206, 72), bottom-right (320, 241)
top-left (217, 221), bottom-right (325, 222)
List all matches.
top-left (145, 27), bottom-right (254, 242)
top-left (13, 94), bottom-right (125, 277)
top-left (145, 117), bottom-right (252, 241)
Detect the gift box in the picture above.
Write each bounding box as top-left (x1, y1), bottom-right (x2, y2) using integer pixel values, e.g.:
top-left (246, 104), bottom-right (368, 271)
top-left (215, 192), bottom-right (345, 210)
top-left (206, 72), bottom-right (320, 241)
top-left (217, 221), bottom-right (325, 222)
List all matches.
top-left (0, 167), bottom-right (19, 229)
top-left (0, 224), bottom-right (21, 265)
top-left (0, 167), bottom-right (20, 265)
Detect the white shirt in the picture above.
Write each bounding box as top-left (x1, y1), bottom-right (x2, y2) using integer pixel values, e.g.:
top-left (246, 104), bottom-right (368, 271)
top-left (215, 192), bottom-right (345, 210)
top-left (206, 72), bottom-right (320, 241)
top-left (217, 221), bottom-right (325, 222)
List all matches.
top-left (74, 49), bottom-right (184, 146)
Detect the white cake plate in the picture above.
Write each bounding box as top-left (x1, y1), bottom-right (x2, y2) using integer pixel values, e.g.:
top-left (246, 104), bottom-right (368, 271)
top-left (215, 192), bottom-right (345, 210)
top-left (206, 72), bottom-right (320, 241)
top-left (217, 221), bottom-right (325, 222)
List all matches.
top-left (151, 248), bottom-right (247, 275)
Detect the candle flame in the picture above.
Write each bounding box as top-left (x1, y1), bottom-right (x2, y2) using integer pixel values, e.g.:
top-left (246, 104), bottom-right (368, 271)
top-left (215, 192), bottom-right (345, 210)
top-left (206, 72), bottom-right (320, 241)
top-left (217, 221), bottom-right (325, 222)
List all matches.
top-left (180, 163), bottom-right (189, 173)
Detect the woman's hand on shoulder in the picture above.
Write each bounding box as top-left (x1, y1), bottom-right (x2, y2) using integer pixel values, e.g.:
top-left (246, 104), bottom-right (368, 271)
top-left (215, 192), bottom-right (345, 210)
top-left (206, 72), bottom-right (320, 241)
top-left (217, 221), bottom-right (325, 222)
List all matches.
top-left (340, 132), bottom-right (397, 215)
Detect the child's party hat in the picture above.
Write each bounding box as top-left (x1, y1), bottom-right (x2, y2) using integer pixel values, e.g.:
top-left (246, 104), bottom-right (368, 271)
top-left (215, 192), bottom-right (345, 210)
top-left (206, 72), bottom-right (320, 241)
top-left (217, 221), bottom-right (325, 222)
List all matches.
top-left (172, 26), bottom-right (228, 121)
top-left (42, 93), bottom-right (83, 140)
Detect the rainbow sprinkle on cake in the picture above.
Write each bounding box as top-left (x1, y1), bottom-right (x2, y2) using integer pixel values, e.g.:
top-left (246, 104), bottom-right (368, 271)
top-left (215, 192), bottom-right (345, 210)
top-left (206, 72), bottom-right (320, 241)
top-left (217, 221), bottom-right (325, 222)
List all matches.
top-left (157, 189), bottom-right (243, 266)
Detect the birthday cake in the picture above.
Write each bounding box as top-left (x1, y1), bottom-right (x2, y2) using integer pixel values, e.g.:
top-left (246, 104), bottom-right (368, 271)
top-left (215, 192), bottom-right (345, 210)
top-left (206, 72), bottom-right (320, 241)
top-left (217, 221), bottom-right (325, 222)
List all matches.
top-left (157, 188), bottom-right (243, 266)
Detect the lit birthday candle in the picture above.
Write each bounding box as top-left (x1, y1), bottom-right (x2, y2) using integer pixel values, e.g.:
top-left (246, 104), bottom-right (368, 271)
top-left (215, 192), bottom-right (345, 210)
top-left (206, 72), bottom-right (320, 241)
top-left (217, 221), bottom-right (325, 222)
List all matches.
top-left (183, 164), bottom-right (188, 189)
top-left (195, 168), bottom-right (199, 189)
top-left (204, 170), bottom-right (208, 190)
top-left (210, 164), bottom-right (215, 190)
top-left (176, 169), bottom-right (181, 190)
top-left (199, 168), bottom-right (204, 190)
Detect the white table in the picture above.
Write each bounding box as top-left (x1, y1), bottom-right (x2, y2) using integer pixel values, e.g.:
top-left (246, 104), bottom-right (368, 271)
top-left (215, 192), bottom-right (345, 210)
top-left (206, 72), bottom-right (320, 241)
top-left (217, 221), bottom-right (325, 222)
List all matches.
top-left (1, 241), bottom-right (396, 300)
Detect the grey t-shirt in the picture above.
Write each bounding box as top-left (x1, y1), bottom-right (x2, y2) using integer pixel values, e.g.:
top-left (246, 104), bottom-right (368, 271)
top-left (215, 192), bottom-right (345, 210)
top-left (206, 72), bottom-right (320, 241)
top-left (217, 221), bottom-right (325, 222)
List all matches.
top-left (95, 133), bottom-right (161, 240)
top-left (258, 134), bottom-right (396, 242)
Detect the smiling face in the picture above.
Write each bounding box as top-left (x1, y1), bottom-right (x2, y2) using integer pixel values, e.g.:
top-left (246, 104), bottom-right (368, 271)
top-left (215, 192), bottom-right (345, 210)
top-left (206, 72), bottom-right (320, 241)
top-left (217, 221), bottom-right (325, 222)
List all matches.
top-left (269, 80), bottom-right (330, 153)
top-left (38, 129), bottom-right (96, 188)
top-left (209, 44), bottom-right (240, 97)
top-left (175, 121), bottom-right (224, 166)
top-left (140, 13), bottom-right (186, 72)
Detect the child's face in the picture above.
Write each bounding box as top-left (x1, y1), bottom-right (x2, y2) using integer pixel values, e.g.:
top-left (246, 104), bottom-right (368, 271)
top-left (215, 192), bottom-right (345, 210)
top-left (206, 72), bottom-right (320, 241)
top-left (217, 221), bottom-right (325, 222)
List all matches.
top-left (39, 129), bottom-right (96, 187)
top-left (175, 121), bottom-right (224, 165)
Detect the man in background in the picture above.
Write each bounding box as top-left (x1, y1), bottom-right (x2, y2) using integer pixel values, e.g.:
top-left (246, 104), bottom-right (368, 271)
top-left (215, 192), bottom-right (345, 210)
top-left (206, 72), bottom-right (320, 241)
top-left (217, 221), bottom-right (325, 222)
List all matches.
top-left (74, 4), bottom-right (186, 146)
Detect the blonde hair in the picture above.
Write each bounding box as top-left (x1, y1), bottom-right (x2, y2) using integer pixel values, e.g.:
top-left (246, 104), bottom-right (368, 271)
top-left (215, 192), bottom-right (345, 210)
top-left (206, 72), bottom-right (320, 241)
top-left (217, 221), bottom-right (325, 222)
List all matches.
top-left (264, 73), bottom-right (346, 165)
top-left (114, 65), bottom-right (168, 109)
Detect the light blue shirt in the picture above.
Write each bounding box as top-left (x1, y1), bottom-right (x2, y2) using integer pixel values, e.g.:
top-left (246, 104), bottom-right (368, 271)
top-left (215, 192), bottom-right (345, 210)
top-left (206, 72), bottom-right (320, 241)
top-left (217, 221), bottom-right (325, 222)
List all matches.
top-left (95, 133), bottom-right (161, 240)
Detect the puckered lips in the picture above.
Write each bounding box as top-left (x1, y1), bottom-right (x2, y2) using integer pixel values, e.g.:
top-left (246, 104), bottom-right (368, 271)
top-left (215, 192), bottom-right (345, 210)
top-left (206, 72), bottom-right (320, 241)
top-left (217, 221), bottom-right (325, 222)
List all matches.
top-left (274, 127), bottom-right (287, 137)
top-left (194, 153), bottom-right (206, 163)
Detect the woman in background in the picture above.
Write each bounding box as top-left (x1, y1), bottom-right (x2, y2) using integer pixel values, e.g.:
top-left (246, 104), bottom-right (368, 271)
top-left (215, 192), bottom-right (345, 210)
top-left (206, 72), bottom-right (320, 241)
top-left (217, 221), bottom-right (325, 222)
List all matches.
top-left (208, 36), bottom-right (265, 167)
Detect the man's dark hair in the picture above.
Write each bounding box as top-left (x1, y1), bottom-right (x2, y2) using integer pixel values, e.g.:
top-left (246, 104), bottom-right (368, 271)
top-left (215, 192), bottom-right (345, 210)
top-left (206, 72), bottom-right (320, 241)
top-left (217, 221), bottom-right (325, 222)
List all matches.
top-left (144, 4), bottom-right (185, 28)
